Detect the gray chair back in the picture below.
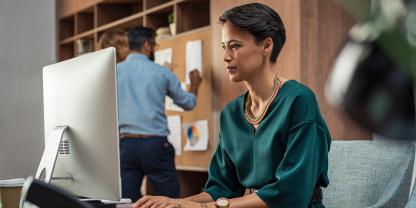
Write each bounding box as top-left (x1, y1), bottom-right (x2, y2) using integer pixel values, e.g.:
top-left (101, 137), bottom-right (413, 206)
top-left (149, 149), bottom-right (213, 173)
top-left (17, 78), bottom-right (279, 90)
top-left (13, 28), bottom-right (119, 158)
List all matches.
top-left (322, 140), bottom-right (415, 208)
top-left (405, 184), bottom-right (416, 208)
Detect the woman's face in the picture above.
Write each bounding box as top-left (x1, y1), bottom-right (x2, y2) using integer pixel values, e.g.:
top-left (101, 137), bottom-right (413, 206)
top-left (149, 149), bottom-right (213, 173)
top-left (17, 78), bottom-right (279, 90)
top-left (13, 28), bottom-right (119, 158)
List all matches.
top-left (221, 22), bottom-right (265, 83)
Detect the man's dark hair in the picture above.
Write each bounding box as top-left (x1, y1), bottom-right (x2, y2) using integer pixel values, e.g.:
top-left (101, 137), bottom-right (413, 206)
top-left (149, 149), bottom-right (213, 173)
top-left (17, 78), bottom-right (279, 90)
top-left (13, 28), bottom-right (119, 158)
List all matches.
top-left (127, 26), bottom-right (155, 51)
top-left (219, 3), bottom-right (286, 64)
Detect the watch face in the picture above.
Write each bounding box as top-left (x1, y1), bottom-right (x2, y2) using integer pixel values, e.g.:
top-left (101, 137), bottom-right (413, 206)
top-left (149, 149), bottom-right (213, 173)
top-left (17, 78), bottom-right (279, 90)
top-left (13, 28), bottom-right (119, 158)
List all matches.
top-left (216, 197), bottom-right (229, 207)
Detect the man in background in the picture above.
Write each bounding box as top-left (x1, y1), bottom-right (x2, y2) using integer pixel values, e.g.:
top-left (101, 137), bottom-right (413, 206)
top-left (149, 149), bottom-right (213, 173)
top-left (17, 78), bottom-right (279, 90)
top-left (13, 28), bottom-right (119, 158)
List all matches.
top-left (117, 26), bottom-right (202, 201)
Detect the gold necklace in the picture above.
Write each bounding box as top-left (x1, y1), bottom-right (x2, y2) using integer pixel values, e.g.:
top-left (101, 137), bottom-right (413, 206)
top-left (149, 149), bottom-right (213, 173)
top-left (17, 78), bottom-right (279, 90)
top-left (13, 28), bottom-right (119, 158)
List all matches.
top-left (244, 76), bottom-right (281, 125)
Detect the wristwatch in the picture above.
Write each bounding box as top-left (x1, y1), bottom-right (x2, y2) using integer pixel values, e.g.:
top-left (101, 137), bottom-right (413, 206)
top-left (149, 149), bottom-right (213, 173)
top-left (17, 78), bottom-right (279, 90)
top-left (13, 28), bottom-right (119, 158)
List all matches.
top-left (215, 197), bottom-right (230, 208)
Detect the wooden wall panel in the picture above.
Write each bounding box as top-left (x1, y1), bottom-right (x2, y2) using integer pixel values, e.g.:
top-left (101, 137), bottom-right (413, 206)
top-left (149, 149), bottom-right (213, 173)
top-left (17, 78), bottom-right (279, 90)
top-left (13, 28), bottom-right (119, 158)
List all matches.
top-left (300, 0), bottom-right (371, 140)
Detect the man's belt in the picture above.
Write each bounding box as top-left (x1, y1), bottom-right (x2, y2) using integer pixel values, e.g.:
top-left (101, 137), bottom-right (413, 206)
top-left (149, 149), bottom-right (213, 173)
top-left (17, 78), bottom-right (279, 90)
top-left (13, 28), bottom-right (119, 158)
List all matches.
top-left (119, 133), bottom-right (164, 139)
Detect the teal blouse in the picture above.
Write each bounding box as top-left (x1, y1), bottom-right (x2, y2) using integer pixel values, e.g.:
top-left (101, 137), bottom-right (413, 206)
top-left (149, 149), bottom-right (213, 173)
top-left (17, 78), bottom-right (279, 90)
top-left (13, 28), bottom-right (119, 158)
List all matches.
top-left (205, 80), bottom-right (331, 208)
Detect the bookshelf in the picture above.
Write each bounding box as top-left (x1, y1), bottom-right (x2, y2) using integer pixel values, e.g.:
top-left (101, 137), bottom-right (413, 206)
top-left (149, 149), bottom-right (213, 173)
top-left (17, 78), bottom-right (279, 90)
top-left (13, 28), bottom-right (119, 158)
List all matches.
top-left (57, 0), bottom-right (210, 61)
top-left (56, 0), bottom-right (211, 198)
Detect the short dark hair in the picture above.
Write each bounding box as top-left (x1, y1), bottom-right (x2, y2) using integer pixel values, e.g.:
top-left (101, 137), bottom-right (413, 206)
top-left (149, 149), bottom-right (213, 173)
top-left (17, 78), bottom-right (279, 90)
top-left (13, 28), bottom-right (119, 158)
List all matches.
top-left (219, 3), bottom-right (286, 64)
top-left (127, 26), bottom-right (155, 51)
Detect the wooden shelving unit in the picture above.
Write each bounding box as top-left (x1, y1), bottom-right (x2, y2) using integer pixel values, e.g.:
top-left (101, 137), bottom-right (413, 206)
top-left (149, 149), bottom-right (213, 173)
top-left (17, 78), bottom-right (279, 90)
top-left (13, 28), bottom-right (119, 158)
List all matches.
top-left (176, 0), bottom-right (210, 33)
top-left (144, 4), bottom-right (173, 30)
top-left (76, 7), bottom-right (94, 34)
top-left (57, 0), bottom-right (210, 61)
top-left (96, 0), bottom-right (142, 27)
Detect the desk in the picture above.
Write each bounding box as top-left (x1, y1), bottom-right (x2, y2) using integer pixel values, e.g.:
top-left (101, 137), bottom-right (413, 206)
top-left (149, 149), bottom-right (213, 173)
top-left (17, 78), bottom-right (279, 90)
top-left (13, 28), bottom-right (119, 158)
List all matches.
top-left (84, 201), bottom-right (131, 208)
top-left (0, 186), bottom-right (22, 208)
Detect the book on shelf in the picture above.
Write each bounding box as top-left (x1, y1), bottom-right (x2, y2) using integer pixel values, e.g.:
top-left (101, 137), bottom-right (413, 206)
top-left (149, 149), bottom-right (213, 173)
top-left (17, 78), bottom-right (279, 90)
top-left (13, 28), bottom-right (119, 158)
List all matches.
top-left (76, 38), bottom-right (94, 56)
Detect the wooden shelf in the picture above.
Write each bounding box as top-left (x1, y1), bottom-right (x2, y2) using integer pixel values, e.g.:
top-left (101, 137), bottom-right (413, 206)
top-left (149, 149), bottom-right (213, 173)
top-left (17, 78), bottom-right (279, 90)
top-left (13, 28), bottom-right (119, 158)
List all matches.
top-left (96, 0), bottom-right (143, 27)
top-left (59, 15), bottom-right (75, 40)
top-left (76, 7), bottom-right (94, 34)
top-left (145, 0), bottom-right (174, 10)
top-left (96, 13), bottom-right (144, 33)
top-left (57, 0), bottom-right (210, 61)
top-left (77, 29), bottom-right (96, 39)
top-left (176, 0), bottom-right (210, 33)
top-left (58, 42), bottom-right (75, 61)
top-left (59, 30), bottom-right (95, 45)
top-left (57, 0), bottom-right (210, 59)
top-left (60, 36), bottom-right (77, 45)
top-left (145, 5), bottom-right (173, 29)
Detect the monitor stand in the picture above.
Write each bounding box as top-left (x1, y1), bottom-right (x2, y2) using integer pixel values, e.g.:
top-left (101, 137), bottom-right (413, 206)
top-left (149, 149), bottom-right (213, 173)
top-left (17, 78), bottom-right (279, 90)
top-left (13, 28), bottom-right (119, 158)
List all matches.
top-left (35, 125), bottom-right (74, 183)
top-left (33, 125), bottom-right (130, 206)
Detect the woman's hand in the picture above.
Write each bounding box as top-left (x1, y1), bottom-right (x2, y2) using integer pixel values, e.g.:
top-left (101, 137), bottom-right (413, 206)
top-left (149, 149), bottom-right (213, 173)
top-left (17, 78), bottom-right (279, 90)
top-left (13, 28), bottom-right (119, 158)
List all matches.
top-left (131, 195), bottom-right (179, 208)
top-left (131, 195), bottom-right (211, 208)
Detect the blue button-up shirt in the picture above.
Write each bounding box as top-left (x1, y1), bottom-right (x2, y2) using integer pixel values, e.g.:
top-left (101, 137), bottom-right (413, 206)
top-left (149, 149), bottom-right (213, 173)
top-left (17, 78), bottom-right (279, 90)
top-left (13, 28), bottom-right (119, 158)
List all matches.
top-left (117, 53), bottom-right (196, 136)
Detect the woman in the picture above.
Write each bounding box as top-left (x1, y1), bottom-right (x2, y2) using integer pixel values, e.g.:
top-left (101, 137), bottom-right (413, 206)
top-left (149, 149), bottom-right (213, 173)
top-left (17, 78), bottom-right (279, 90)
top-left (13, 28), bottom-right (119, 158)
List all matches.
top-left (132, 3), bottom-right (331, 208)
top-left (97, 29), bottom-right (129, 63)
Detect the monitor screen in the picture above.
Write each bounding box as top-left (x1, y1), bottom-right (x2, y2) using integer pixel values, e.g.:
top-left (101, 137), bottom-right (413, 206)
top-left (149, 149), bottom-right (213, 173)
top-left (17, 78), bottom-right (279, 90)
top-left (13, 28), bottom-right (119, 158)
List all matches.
top-left (40, 48), bottom-right (121, 201)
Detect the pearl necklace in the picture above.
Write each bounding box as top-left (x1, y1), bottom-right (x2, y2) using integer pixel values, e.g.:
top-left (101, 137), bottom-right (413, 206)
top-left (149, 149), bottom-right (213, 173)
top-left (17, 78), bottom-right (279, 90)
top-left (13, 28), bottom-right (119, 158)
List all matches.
top-left (244, 76), bottom-right (282, 125)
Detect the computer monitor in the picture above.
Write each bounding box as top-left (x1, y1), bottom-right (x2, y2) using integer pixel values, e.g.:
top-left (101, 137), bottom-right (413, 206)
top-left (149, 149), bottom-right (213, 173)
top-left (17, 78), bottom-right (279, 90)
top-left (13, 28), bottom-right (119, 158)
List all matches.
top-left (35, 48), bottom-right (121, 201)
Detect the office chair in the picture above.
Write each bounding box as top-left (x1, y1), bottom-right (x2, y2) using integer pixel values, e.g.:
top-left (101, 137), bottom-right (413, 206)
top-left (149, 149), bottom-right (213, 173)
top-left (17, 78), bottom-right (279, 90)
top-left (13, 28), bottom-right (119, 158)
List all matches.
top-left (20, 176), bottom-right (94, 208)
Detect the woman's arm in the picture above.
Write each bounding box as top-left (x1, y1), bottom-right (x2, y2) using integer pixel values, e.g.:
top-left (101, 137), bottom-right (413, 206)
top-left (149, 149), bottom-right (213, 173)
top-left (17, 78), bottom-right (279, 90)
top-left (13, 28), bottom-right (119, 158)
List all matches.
top-left (131, 192), bottom-right (268, 208)
top-left (184, 192), bottom-right (213, 202)
top-left (130, 192), bottom-right (214, 208)
top-left (185, 192), bottom-right (268, 208)
top-left (187, 193), bottom-right (268, 208)
top-left (227, 193), bottom-right (268, 208)
top-left (130, 193), bottom-right (211, 208)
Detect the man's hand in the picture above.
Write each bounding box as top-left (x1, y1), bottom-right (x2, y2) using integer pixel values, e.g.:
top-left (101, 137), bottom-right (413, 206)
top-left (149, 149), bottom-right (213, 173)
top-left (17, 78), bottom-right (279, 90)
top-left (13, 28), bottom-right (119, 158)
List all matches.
top-left (189, 69), bottom-right (202, 86)
top-left (163, 62), bottom-right (176, 71)
top-left (189, 69), bottom-right (202, 96)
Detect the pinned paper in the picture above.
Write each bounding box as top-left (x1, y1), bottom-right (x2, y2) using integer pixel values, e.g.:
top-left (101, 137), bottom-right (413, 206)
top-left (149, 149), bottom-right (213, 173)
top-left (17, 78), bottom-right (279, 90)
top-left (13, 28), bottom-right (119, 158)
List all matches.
top-left (155, 48), bottom-right (173, 66)
top-left (167, 115), bottom-right (182, 156)
top-left (183, 120), bottom-right (208, 151)
top-left (185, 40), bottom-right (203, 84)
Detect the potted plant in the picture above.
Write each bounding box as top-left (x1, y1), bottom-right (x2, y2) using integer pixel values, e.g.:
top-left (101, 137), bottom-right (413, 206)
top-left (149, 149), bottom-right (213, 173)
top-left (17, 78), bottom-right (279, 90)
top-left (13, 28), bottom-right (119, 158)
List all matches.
top-left (168, 12), bottom-right (175, 35)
